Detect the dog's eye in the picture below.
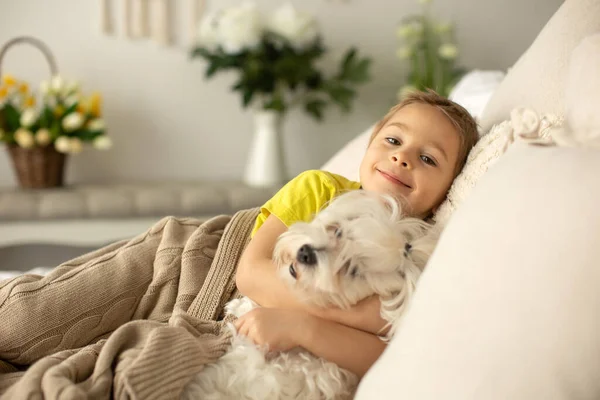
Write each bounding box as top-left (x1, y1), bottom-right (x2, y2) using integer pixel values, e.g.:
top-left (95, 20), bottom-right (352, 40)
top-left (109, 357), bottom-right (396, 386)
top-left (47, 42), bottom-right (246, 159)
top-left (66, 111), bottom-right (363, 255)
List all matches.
top-left (342, 260), bottom-right (358, 277)
top-left (326, 224), bottom-right (342, 238)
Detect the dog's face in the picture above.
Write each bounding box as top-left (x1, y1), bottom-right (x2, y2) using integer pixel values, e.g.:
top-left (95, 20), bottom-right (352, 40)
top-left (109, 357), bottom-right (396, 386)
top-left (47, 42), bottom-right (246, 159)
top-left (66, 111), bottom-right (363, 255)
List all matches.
top-left (273, 190), bottom-right (430, 309)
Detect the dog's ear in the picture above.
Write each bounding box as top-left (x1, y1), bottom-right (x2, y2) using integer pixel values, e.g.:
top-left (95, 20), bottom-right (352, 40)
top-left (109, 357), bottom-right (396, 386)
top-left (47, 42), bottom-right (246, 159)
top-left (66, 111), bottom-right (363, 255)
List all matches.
top-left (403, 225), bottom-right (441, 271)
top-left (380, 262), bottom-right (422, 339)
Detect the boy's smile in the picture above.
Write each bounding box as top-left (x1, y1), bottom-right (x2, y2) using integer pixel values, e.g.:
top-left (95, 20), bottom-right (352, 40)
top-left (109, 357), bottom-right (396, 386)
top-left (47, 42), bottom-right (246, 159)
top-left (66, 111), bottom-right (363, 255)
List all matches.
top-left (359, 103), bottom-right (461, 218)
top-left (375, 168), bottom-right (413, 189)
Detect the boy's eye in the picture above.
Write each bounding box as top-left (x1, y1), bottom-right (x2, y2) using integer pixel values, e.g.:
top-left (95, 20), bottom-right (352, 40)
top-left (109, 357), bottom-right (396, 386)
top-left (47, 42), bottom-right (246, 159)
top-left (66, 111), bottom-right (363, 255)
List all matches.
top-left (385, 137), bottom-right (401, 145)
top-left (420, 155), bottom-right (437, 166)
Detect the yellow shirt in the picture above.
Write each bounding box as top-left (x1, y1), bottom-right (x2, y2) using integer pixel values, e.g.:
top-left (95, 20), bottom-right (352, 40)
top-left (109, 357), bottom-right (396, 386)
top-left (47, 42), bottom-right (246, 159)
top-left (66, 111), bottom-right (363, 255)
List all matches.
top-left (251, 170), bottom-right (362, 237)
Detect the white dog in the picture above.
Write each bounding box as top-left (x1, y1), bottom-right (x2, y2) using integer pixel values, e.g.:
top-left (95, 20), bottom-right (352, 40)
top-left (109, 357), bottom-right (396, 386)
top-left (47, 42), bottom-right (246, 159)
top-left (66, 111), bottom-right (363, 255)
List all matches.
top-left (183, 190), bottom-right (438, 400)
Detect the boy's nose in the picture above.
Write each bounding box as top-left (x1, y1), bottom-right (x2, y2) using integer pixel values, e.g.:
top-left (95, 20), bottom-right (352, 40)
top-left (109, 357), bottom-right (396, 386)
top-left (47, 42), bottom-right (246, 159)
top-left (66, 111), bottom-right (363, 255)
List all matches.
top-left (391, 154), bottom-right (412, 169)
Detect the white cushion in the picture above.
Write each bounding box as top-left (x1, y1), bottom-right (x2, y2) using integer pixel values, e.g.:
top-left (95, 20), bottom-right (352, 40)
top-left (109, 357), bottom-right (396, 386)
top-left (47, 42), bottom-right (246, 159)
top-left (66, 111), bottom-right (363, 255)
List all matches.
top-left (356, 143), bottom-right (600, 400)
top-left (479, 0), bottom-right (600, 133)
top-left (433, 111), bottom-right (562, 227)
top-left (432, 120), bottom-right (508, 226)
top-left (448, 69), bottom-right (505, 121)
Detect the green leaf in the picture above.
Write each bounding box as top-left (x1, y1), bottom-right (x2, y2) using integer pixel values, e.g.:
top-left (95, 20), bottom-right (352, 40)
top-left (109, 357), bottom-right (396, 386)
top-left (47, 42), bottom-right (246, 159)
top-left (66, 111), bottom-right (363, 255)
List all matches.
top-left (338, 49), bottom-right (371, 83)
top-left (305, 71), bottom-right (322, 90)
top-left (41, 107), bottom-right (54, 129)
top-left (242, 89), bottom-right (254, 108)
top-left (304, 99), bottom-right (327, 122)
top-left (65, 102), bottom-right (78, 116)
top-left (231, 79), bottom-right (245, 92)
top-left (50, 119), bottom-right (61, 139)
top-left (341, 49), bottom-right (357, 74)
top-left (324, 83), bottom-right (355, 112)
top-left (3, 103), bottom-right (21, 131)
top-left (264, 95), bottom-right (286, 113)
top-left (190, 47), bottom-right (213, 60)
top-left (77, 129), bottom-right (102, 141)
top-left (350, 59), bottom-right (372, 83)
top-left (205, 63), bottom-right (220, 78)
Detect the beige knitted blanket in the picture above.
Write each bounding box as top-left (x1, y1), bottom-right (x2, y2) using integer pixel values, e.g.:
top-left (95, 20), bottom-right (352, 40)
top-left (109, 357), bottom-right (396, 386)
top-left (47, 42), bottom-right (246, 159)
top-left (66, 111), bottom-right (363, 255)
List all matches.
top-left (0, 208), bottom-right (259, 399)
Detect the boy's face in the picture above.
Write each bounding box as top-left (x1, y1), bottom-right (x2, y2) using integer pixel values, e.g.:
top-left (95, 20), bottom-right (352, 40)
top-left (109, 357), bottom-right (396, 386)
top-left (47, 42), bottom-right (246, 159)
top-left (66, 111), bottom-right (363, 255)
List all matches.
top-left (359, 103), bottom-right (460, 218)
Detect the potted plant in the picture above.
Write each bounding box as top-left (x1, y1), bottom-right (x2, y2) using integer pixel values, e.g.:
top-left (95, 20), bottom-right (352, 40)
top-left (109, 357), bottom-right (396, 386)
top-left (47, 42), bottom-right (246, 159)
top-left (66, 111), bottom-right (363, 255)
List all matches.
top-left (0, 37), bottom-right (112, 189)
top-left (0, 73), bottom-right (112, 188)
top-left (396, 0), bottom-right (466, 99)
top-left (191, 2), bottom-right (371, 187)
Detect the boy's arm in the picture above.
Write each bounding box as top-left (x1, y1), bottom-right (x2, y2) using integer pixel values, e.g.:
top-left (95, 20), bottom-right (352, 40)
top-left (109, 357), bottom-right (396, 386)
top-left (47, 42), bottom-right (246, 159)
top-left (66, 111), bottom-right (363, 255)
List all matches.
top-left (236, 215), bottom-right (388, 335)
top-left (299, 313), bottom-right (387, 377)
top-left (236, 307), bottom-right (386, 378)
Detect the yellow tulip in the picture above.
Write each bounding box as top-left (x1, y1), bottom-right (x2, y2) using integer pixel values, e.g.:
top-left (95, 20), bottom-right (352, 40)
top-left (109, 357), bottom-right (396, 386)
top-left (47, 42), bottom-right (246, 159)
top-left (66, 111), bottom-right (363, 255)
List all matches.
top-left (18, 82), bottom-right (29, 94)
top-left (0, 86), bottom-right (8, 99)
top-left (76, 96), bottom-right (90, 114)
top-left (90, 92), bottom-right (102, 117)
top-left (2, 74), bottom-right (16, 87)
top-left (24, 96), bottom-right (36, 107)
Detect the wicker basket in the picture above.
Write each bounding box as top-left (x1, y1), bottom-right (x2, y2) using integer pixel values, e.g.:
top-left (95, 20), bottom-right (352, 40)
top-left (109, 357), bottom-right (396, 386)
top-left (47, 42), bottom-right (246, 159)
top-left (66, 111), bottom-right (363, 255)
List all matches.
top-left (7, 144), bottom-right (66, 188)
top-left (0, 36), bottom-right (65, 189)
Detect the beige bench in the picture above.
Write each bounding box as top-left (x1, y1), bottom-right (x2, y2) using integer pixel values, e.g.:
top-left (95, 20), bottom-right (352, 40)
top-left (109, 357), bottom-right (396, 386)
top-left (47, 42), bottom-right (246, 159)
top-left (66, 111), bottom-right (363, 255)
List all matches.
top-left (0, 181), bottom-right (278, 270)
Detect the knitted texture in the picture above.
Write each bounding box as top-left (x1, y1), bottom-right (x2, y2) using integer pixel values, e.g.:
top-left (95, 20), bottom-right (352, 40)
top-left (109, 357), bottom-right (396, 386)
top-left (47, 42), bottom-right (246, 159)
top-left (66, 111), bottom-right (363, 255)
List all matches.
top-left (0, 208), bottom-right (258, 399)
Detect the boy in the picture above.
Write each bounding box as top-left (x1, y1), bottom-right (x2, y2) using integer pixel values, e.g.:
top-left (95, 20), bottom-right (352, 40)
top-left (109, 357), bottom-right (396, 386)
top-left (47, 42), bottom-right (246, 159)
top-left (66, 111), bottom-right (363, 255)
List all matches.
top-left (235, 90), bottom-right (479, 378)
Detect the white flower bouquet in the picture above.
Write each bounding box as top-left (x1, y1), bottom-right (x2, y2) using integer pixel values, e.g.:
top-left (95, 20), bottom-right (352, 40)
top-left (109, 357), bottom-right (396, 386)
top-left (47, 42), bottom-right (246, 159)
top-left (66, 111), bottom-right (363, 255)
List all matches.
top-left (396, 0), bottom-right (466, 98)
top-left (191, 2), bottom-right (371, 121)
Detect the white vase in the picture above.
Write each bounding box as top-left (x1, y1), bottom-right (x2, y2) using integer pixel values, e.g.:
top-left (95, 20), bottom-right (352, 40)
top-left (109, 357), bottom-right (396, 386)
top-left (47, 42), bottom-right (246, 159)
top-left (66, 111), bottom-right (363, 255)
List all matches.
top-left (243, 110), bottom-right (287, 187)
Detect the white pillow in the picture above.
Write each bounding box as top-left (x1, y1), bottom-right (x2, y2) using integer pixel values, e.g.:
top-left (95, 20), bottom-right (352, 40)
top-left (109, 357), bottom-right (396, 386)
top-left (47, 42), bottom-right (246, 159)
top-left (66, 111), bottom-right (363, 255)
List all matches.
top-left (356, 142), bottom-right (600, 400)
top-left (448, 69), bottom-right (505, 121)
top-left (433, 110), bottom-right (563, 227)
top-left (479, 0), bottom-right (600, 133)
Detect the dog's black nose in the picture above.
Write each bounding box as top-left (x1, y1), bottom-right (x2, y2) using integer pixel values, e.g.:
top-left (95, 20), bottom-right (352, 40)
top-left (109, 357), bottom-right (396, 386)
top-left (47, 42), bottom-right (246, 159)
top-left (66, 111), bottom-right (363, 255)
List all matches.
top-left (297, 244), bottom-right (317, 266)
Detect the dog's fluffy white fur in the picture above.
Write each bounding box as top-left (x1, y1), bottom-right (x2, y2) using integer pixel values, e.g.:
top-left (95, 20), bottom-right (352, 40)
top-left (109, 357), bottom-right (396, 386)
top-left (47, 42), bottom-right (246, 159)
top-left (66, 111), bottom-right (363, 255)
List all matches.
top-left (183, 190), bottom-right (439, 400)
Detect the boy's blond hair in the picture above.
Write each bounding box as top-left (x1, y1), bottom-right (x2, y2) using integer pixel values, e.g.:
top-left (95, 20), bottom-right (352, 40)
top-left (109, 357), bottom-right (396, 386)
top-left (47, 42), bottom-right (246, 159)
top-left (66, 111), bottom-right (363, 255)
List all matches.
top-left (370, 89), bottom-right (479, 175)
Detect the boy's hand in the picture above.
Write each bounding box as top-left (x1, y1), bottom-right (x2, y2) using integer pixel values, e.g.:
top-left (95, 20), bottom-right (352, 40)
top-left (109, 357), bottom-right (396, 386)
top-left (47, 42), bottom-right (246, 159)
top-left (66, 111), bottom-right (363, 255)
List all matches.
top-left (234, 308), bottom-right (314, 353)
